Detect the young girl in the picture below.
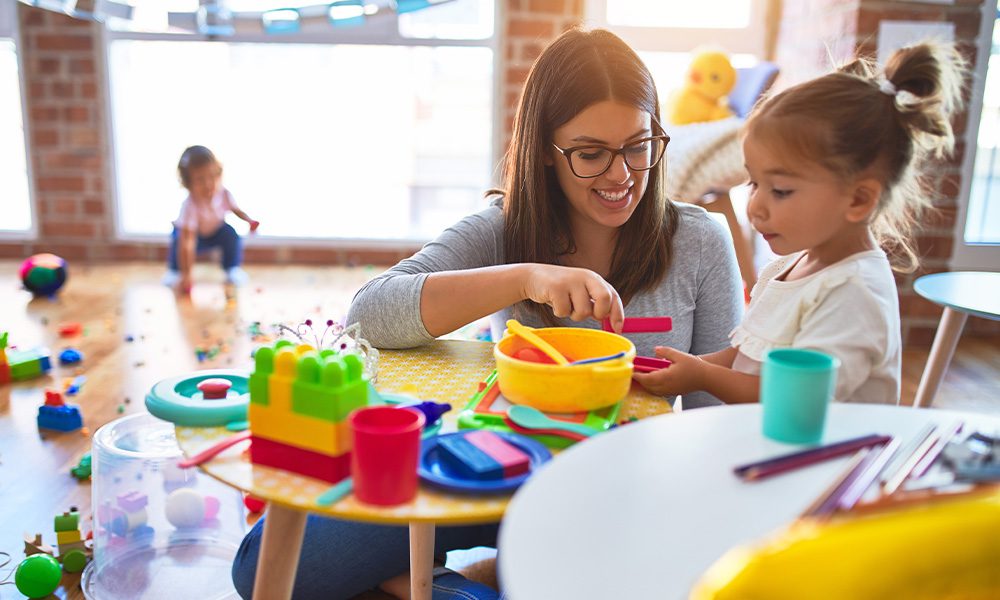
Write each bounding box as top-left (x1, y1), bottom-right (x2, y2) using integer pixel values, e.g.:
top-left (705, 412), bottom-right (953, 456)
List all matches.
top-left (163, 145), bottom-right (259, 293)
top-left (232, 28), bottom-right (743, 600)
top-left (635, 42), bottom-right (965, 405)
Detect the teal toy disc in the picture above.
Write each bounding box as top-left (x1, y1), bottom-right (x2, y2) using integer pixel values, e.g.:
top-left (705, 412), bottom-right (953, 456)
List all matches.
top-left (146, 370), bottom-right (250, 427)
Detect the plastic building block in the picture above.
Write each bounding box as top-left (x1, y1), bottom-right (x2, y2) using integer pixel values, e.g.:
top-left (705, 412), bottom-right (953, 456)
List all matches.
top-left (292, 352), bottom-right (367, 422)
top-left (37, 403), bottom-right (83, 432)
top-left (44, 389), bottom-right (64, 406)
top-left (0, 363), bottom-right (9, 384)
top-left (70, 453), bottom-right (92, 480)
top-left (8, 347), bottom-right (52, 381)
top-left (438, 434), bottom-right (504, 481)
top-left (248, 402), bottom-right (351, 455)
top-left (58, 322), bottom-right (82, 337)
top-left (117, 491), bottom-right (148, 512)
top-left (58, 348), bottom-right (83, 365)
top-left (465, 430), bottom-right (530, 478)
top-left (249, 435), bottom-right (351, 484)
top-left (54, 510), bottom-right (80, 532)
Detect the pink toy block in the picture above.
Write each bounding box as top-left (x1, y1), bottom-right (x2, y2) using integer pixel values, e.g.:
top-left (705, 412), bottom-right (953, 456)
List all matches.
top-left (117, 491), bottom-right (148, 512)
top-left (465, 431), bottom-right (530, 478)
top-left (249, 435), bottom-right (351, 484)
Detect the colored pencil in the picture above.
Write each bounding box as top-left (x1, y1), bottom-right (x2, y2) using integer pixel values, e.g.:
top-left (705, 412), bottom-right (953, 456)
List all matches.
top-left (733, 433), bottom-right (892, 481)
top-left (912, 419), bottom-right (964, 479)
top-left (799, 449), bottom-right (872, 518)
top-left (835, 437), bottom-right (901, 511)
top-left (881, 423), bottom-right (940, 495)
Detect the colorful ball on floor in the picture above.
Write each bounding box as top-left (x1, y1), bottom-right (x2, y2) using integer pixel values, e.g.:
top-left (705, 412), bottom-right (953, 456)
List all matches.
top-left (14, 554), bottom-right (62, 599)
top-left (20, 253), bottom-right (68, 296)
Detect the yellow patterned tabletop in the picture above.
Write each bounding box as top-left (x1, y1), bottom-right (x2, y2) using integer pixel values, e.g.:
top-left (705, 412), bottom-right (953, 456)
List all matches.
top-left (175, 340), bottom-right (671, 525)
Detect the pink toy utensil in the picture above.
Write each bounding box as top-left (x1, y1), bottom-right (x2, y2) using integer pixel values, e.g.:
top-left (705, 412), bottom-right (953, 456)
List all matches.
top-left (602, 317), bottom-right (673, 333)
top-left (178, 430), bottom-right (251, 468)
top-left (632, 356), bottom-right (672, 373)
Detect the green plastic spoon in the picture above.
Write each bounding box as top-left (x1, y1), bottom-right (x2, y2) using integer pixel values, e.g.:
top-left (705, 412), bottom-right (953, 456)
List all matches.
top-left (507, 405), bottom-right (599, 438)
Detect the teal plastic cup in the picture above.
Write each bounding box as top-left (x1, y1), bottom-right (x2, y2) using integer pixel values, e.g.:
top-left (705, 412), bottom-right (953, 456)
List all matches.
top-left (760, 348), bottom-right (840, 444)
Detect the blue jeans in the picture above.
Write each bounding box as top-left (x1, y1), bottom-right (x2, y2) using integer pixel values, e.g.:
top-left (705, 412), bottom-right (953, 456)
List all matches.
top-left (231, 514), bottom-right (500, 599)
top-left (168, 223), bottom-right (242, 270)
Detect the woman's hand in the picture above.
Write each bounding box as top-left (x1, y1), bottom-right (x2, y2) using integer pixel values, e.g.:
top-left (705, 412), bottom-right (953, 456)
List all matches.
top-left (520, 264), bottom-right (624, 332)
top-left (632, 346), bottom-right (707, 396)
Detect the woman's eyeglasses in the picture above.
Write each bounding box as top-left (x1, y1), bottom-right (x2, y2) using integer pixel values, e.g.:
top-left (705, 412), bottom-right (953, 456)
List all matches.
top-left (551, 135), bottom-right (669, 179)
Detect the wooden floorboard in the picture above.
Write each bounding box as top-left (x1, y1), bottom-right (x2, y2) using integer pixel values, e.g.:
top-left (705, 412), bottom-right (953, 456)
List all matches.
top-left (0, 261), bottom-right (997, 599)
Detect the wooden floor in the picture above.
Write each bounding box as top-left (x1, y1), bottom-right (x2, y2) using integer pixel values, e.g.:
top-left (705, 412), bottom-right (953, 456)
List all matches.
top-left (0, 261), bottom-right (997, 599)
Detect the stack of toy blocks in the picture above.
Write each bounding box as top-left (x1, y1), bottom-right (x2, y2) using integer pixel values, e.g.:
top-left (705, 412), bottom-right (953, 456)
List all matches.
top-left (0, 332), bottom-right (52, 383)
top-left (37, 389), bottom-right (83, 431)
top-left (248, 340), bottom-right (370, 484)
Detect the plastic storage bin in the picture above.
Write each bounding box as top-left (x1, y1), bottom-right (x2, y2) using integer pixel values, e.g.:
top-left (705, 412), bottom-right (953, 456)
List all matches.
top-left (82, 412), bottom-right (245, 600)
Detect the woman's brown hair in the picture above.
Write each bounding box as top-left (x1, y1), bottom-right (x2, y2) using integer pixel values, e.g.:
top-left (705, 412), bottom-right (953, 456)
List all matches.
top-left (745, 42), bottom-right (966, 272)
top-left (495, 27), bottom-right (678, 325)
top-left (177, 145), bottom-right (222, 189)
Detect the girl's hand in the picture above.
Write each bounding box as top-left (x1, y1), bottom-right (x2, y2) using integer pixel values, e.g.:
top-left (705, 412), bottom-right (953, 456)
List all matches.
top-left (632, 346), bottom-right (707, 396)
top-left (179, 274), bottom-right (193, 295)
top-left (521, 264), bottom-right (624, 332)
top-left (249, 220), bottom-right (260, 233)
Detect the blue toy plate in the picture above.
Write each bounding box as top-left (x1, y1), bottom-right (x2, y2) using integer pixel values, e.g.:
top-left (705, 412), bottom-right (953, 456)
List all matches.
top-left (418, 431), bottom-right (551, 494)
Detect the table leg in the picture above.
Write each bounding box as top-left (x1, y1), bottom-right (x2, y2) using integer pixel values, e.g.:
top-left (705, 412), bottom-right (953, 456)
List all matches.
top-left (913, 307), bottom-right (968, 408)
top-left (252, 504), bottom-right (308, 600)
top-left (409, 522), bottom-right (436, 600)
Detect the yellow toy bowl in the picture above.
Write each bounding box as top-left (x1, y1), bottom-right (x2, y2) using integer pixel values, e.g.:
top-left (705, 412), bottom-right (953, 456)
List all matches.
top-left (494, 327), bottom-right (636, 413)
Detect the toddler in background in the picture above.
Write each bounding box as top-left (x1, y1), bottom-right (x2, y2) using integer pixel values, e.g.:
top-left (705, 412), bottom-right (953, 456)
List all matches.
top-left (163, 145), bottom-right (259, 293)
top-left (634, 42), bottom-right (966, 405)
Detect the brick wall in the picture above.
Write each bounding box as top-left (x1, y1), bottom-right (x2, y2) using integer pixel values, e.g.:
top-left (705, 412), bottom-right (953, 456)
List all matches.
top-left (497, 0), bottom-right (584, 152)
top-left (6, 1), bottom-right (995, 343)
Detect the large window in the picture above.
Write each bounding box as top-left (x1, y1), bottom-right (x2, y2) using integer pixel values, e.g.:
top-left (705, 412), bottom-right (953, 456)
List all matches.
top-left (585, 0), bottom-right (769, 96)
top-left (107, 1), bottom-right (495, 241)
top-left (0, 2), bottom-right (32, 234)
top-left (965, 13), bottom-right (1000, 245)
top-left (953, 0), bottom-right (1000, 268)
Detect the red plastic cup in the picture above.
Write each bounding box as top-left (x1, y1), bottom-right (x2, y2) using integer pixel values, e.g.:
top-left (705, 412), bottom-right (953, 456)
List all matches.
top-left (349, 406), bottom-right (425, 506)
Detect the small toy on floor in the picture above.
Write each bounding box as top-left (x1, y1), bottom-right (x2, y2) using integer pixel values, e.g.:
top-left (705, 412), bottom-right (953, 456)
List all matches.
top-left (1, 331), bottom-right (52, 384)
top-left (37, 389), bottom-right (83, 432)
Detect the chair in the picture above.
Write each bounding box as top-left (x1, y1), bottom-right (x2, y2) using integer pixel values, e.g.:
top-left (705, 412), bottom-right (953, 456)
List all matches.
top-left (664, 61), bottom-right (779, 290)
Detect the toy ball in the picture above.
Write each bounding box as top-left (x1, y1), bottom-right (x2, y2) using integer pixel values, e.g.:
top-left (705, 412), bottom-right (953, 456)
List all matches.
top-left (20, 253), bottom-right (68, 296)
top-left (14, 554), bottom-right (62, 599)
top-left (165, 488), bottom-right (206, 528)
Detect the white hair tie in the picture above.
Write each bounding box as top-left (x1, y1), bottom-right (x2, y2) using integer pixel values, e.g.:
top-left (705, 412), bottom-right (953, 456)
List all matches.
top-left (878, 79), bottom-right (897, 96)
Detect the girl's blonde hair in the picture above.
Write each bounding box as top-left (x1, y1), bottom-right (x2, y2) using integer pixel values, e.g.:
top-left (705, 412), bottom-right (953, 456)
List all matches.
top-left (494, 28), bottom-right (678, 325)
top-left (745, 42), bottom-right (966, 271)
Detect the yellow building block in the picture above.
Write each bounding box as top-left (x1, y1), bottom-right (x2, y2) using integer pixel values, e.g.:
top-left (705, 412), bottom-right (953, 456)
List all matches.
top-left (56, 530), bottom-right (82, 545)
top-left (249, 402), bottom-right (352, 455)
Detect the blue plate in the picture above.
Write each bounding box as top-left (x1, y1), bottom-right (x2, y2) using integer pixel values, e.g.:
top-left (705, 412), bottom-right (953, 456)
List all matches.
top-left (418, 431), bottom-right (551, 494)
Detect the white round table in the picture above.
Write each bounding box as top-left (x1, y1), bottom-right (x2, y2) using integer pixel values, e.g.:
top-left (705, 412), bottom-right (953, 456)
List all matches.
top-left (498, 404), bottom-right (1000, 600)
top-left (912, 271), bottom-right (1000, 407)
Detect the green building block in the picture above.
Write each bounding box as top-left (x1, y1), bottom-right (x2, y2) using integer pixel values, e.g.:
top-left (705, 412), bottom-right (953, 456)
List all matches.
top-left (292, 352), bottom-right (368, 422)
top-left (249, 346), bottom-right (274, 406)
top-left (54, 510), bottom-right (80, 533)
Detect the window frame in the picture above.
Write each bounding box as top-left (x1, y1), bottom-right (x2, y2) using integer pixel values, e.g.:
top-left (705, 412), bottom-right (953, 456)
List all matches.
top-left (103, 1), bottom-right (502, 247)
top-left (1, 0), bottom-right (37, 239)
top-left (951, 0), bottom-right (1000, 269)
top-left (583, 0), bottom-right (773, 58)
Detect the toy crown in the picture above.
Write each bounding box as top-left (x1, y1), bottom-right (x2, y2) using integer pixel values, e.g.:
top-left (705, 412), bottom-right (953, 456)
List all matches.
top-left (275, 319), bottom-right (379, 381)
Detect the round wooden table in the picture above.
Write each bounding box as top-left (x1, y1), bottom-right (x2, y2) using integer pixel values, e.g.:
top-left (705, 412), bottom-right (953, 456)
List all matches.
top-left (176, 340), bottom-right (671, 600)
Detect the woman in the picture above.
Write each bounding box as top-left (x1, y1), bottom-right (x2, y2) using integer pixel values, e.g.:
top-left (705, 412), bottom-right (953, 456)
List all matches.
top-left (233, 27), bottom-right (742, 600)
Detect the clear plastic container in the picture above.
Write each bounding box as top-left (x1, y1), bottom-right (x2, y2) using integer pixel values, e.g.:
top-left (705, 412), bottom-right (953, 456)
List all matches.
top-left (82, 412), bottom-right (245, 600)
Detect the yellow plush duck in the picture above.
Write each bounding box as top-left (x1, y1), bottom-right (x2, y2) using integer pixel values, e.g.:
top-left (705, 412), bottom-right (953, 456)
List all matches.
top-left (668, 51), bottom-right (737, 125)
